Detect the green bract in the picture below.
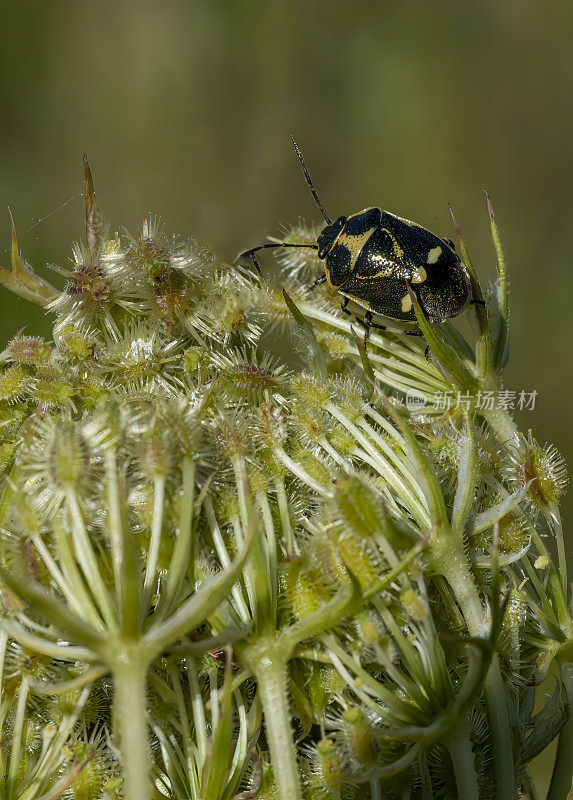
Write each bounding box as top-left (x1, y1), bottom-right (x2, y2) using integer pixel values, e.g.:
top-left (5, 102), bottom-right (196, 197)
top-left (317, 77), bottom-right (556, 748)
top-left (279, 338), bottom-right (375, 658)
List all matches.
top-left (0, 162), bottom-right (570, 800)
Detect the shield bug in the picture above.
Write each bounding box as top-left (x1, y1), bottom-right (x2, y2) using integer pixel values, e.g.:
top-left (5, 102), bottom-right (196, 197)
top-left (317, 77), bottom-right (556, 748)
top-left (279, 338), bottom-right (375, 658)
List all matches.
top-left (240, 139), bottom-right (475, 343)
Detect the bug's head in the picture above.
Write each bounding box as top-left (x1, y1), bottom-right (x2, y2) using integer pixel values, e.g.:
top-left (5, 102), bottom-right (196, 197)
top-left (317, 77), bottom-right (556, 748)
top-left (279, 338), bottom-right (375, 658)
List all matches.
top-left (317, 216), bottom-right (346, 259)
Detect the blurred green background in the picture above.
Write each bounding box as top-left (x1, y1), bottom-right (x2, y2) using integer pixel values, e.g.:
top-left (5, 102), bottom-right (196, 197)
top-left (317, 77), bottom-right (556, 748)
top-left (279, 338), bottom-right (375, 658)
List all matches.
top-left (0, 1), bottom-right (571, 791)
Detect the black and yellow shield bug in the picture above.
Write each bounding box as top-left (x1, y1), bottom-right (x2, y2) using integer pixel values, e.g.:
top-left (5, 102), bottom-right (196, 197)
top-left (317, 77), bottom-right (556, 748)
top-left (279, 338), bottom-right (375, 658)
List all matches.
top-left (240, 139), bottom-right (474, 343)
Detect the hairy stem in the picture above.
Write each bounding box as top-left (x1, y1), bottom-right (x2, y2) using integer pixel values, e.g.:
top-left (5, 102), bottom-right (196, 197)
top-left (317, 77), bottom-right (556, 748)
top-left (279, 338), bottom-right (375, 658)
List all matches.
top-left (437, 544), bottom-right (515, 799)
top-left (447, 718), bottom-right (479, 800)
top-left (8, 675), bottom-right (29, 795)
top-left (113, 659), bottom-right (151, 800)
top-left (244, 643), bottom-right (301, 800)
top-left (480, 402), bottom-right (518, 446)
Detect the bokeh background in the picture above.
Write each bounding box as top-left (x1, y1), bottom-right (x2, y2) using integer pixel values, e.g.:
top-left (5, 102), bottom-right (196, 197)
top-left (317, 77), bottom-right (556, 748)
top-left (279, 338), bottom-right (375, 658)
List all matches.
top-left (1, 1), bottom-right (572, 793)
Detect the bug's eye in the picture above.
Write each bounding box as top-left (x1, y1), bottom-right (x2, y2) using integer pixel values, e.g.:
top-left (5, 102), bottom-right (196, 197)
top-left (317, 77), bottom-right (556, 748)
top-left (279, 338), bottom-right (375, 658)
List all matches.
top-left (317, 218), bottom-right (346, 258)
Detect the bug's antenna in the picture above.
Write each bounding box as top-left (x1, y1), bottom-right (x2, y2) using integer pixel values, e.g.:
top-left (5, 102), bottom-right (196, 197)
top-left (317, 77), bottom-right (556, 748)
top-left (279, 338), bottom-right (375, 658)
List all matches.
top-left (291, 136), bottom-right (332, 225)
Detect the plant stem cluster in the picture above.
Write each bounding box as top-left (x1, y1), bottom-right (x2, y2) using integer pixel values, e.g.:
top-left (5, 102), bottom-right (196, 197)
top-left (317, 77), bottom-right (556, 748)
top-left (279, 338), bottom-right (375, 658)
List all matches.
top-left (0, 164), bottom-right (570, 800)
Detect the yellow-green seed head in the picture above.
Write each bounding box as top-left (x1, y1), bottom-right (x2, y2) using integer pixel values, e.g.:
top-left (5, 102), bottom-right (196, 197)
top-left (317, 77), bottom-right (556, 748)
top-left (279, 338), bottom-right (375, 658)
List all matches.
top-left (0, 364), bottom-right (31, 402)
top-left (497, 513), bottom-right (529, 556)
top-left (291, 373), bottom-right (330, 410)
top-left (400, 587), bottom-right (429, 622)
top-left (4, 335), bottom-right (52, 365)
top-left (47, 422), bottom-right (91, 488)
top-left (341, 706), bottom-right (378, 764)
top-left (312, 739), bottom-right (347, 789)
top-left (510, 434), bottom-right (568, 509)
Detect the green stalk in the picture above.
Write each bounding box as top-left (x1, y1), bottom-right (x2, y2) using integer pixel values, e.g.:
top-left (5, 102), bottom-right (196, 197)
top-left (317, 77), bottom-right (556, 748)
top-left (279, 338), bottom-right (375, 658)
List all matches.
top-left (274, 445), bottom-right (333, 497)
top-left (66, 490), bottom-right (117, 630)
top-left (325, 401), bottom-right (428, 526)
top-left (451, 412), bottom-right (478, 540)
top-left (20, 684), bottom-right (92, 800)
top-left (480, 402), bottom-right (518, 446)
top-left (484, 666), bottom-right (515, 800)
top-left (8, 675), bottom-right (29, 795)
top-left (143, 475), bottom-right (166, 595)
top-left (240, 638), bottom-right (302, 800)
top-left (52, 520), bottom-right (102, 626)
top-left (275, 477), bottom-right (295, 554)
top-left (446, 718), bottom-right (479, 800)
top-left (546, 505), bottom-right (567, 596)
top-left (113, 658), bottom-right (151, 800)
top-left (370, 781), bottom-right (383, 800)
top-left (104, 446), bottom-right (126, 592)
top-left (186, 657), bottom-right (208, 769)
top-left (204, 497), bottom-right (251, 624)
top-left (144, 526), bottom-right (253, 657)
top-left (162, 458), bottom-right (196, 612)
top-left (257, 490), bottom-right (278, 611)
top-left (244, 642), bottom-right (302, 800)
top-left (438, 548), bottom-right (514, 799)
top-left (547, 662), bottom-right (573, 800)
top-left (233, 456), bottom-right (272, 631)
top-left (1, 619), bottom-right (95, 662)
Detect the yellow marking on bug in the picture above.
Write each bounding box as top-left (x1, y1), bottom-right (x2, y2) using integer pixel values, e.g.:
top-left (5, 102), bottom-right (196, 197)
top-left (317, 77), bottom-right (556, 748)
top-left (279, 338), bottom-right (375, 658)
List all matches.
top-left (324, 266), bottom-right (344, 290)
top-left (427, 246), bottom-right (442, 264)
top-left (338, 290), bottom-right (412, 330)
top-left (411, 266), bottom-right (427, 284)
top-left (353, 269), bottom-right (389, 280)
top-left (401, 294), bottom-right (413, 313)
top-left (380, 227), bottom-right (404, 260)
top-left (338, 226), bottom-right (377, 271)
top-left (339, 289), bottom-right (374, 312)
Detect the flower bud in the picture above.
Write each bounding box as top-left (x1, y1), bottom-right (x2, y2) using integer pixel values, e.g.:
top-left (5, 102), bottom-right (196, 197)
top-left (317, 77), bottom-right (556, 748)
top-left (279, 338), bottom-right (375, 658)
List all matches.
top-left (47, 422), bottom-right (91, 488)
top-left (0, 365), bottom-right (30, 402)
top-left (312, 739), bottom-right (347, 790)
top-left (4, 334), bottom-right (51, 365)
top-left (256, 403), bottom-right (288, 448)
top-left (341, 706), bottom-right (378, 764)
top-left (140, 438), bottom-right (171, 481)
top-left (65, 737), bottom-right (110, 800)
top-left (508, 432), bottom-right (567, 510)
top-left (290, 373), bottom-right (330, 411)
top-left (317, 330), bottom-right (350, 360)
top-left (400, 587), bottom-right (429, 622)
top-left (55, 325), bottom-right (96, 364)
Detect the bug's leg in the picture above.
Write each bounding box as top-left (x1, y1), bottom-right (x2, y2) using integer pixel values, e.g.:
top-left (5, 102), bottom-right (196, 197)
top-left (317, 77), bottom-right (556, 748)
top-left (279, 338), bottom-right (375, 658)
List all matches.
top-left (340, 298), bottom-right (369, 339)
top-left (363, 311), bottom-right (373, 346)
top-left (366, 320), bottom-right (387, 331)
top-left (424, 345), bottom-right (431, 361)
top-left (340, 297), bottom-right (352, 317)
top-left (340, 297), bottom-right (371, 344)
top-left (366, 317), bottom-right (422, 338)
top-left (250, 254), bottom-right (262, 276)
top-left (309, 274), bottom-right (327, 291)
top-left (470, 298), bottom-right (486, 307)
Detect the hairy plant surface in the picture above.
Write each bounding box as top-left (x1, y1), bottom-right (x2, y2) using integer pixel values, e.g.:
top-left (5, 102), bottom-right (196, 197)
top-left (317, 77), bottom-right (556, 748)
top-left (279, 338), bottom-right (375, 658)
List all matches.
top-left (0, 162), bottom-right (570, 800)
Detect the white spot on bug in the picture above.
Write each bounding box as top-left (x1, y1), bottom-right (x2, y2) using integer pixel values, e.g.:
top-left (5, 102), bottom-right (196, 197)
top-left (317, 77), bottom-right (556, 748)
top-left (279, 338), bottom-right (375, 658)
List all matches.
top-left (401, 294), bottom-right (413, 313)
top-left (426, 246), bottom-right (442, 265)
top-left (411, 266), bottom-right (427, 284)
